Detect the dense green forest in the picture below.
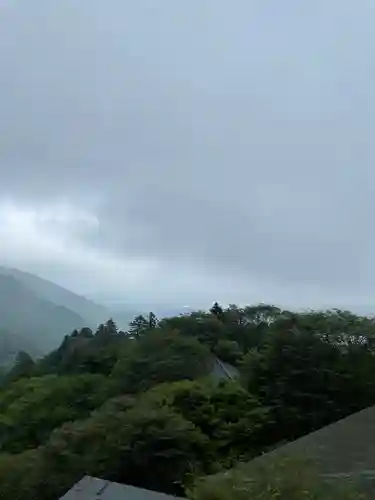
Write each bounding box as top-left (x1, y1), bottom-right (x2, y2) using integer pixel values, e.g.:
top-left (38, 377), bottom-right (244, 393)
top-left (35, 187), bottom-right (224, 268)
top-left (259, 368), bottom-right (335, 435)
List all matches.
top-left (0, 303), bottom-right (374, 499)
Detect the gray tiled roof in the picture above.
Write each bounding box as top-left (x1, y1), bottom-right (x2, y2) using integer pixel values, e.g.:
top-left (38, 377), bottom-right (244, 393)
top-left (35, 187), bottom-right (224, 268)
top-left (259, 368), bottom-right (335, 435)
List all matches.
top-left (210, 357), bottom-right (239, 383)
top-left (231, 404), bottom-right (375, 493)
top-left (59, 476), bottom-right (186, 500)
top-left (247, 404), bottom-right (375, 478)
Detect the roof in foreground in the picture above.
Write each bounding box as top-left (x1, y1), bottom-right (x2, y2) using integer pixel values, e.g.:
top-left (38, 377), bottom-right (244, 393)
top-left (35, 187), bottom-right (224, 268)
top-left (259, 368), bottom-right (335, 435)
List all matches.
top-left (237, 404), bottom-right (375, 492)
top-left (250, 404), bottom-right (375, 475)
top-left (59, 476), bottom-right (186, 500)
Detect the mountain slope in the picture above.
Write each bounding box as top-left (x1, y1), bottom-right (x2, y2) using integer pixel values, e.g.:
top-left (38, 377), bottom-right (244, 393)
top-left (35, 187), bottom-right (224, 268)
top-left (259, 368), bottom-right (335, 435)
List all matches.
top-left (0, 329), bottom-right (41, 368)
top-left (0, 267), bottom-right (108, 325)
top-left (0, 274), bottom-right (86, 355)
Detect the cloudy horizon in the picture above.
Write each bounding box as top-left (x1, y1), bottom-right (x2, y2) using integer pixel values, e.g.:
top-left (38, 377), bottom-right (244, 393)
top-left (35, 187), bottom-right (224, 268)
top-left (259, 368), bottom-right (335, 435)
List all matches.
top-left (1, 1), bottom-right (375, 312)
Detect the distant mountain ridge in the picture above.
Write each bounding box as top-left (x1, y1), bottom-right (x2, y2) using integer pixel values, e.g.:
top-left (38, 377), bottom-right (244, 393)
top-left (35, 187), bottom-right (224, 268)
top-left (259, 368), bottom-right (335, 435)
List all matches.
top-left (0, 267), bottom-right (108, 324)
top-left (0, 267), bottom-right (110, 365)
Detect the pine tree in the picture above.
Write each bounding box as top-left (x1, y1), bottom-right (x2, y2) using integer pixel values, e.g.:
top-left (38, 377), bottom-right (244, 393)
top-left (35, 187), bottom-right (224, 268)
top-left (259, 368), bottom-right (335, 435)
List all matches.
top-left (148, 312), bottom-right (158, 329)
top-left (129, 315), bottom-right (149, 338)
top-left (78, 327), bottom-right (93, 338)
top-left (210, 302), bottom-right (224, 319)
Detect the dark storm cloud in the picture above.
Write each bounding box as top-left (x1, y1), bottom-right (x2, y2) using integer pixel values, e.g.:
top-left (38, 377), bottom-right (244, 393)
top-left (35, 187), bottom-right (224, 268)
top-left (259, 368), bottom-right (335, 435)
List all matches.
top-left (1, 0), bottom-right (375, 307)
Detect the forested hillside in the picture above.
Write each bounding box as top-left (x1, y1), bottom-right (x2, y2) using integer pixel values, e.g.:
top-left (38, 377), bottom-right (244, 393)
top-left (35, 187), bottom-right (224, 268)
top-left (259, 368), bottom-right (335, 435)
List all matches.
top-left (0, 267), bottom-right (108, 325)
top-left (0, 303), bottom-right (375, 499)
top-left (0, 273), bottom-right (87, 359)
top-left (0, 269), bottom-right (113, 363)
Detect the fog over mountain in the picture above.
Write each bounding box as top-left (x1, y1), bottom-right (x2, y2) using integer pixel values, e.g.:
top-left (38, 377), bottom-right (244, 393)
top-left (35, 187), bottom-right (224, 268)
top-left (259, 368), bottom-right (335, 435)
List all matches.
top-left (0, 267), bottom-right (113, 364)
top-left (1, 2), bottom-right (375, 313)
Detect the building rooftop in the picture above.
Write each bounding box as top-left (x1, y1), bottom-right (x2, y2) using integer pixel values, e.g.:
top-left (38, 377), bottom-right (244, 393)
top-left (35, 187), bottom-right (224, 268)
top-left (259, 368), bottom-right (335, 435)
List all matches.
top-left (233, 404), bottom-right (375, 493)
top-left (210, 357), bottom-right (239, 383)
top-left (59, 476), bottom-right (186, 500)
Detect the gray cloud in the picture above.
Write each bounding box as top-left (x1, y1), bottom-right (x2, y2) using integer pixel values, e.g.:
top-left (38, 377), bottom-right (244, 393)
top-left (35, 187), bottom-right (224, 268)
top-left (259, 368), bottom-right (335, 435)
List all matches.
top-left (1, 0), bottom-right (375, 310)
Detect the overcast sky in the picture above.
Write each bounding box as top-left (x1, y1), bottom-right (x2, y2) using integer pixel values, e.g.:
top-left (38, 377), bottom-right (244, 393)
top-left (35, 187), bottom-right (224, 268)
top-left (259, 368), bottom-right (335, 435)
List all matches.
top-left (1, 1), bottom-right (375, 310)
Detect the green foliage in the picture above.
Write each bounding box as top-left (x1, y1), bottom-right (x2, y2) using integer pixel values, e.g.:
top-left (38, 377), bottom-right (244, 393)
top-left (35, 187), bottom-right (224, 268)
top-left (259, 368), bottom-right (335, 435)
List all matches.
top-left (213, 339), bottom-right (242, 365)
top-left (111, 328), bottom-right (212, 393)
top-left (0, 449), bottom-right (41, 500)
top-left (160, 303), bottom-right (283, 354)
top-left (0, 373), bottom-right (114, 452)
top-left (34, 321), bottom-right (124, 376)
top-left (0, 398), bottom-right (209, 499)
top-left (160, 313), bottom-right (228, 350)
top-left (1, 304), bottom-right (375, 499)
top-left (150, 379), bottom-right (269, 466)
top-left (244, 318), bottom-right (375, 443)
top-left (210, 302), bottom-right (224, 319)
top-left (94, 319), bottom-right (122, 347)
top-left (128, 314), bottom-right (150, 338)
